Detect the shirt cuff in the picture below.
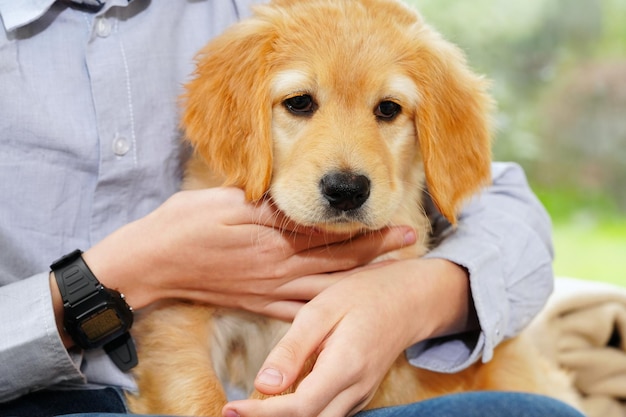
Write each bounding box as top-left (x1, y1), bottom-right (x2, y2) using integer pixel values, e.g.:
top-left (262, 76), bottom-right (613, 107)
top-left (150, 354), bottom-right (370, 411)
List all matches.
top-left (0, 272), bottom-right (84, 402)
top-left (406, 226), bottom-right (507, 373)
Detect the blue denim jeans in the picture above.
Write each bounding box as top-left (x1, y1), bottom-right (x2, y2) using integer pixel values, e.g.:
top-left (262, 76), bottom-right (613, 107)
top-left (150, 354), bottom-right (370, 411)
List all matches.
top-left (0, 388), bottom-right (586, 417)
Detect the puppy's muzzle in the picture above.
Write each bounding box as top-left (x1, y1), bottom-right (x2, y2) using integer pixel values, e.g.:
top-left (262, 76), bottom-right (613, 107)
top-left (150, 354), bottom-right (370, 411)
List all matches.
top-left (320, 172), bottom-right (371, 212)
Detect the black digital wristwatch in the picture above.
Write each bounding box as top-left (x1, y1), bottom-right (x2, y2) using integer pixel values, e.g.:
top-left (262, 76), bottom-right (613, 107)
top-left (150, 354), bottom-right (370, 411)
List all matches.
top-left (50, 249), bottom-right (138, 371)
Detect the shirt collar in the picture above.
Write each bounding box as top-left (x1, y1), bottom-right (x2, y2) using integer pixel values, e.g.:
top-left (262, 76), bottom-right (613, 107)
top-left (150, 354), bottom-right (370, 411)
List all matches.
top-left (0, 0), bottom-right (57, 31)
top-left (0, 0), bottom-right (132, 32)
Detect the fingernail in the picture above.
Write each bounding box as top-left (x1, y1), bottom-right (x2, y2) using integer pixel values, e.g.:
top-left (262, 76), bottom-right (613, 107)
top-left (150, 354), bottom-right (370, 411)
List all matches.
top-left (256, 367), bottom-right (283, 387)
top-left (403, 228), bottom-right (417, 245)
top-left (224, 408), bottom-right (240, 417)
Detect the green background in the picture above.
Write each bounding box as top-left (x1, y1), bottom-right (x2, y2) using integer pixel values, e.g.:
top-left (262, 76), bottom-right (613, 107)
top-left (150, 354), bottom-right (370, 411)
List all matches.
top-left (403, 0), bottom-right (626, 286)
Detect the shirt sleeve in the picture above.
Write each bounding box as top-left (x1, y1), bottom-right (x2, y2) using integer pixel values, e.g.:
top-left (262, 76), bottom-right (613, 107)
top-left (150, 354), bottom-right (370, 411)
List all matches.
top-left (406, 161), bottom-right (555, 372)
top-left (0, 273), bottom-right (85, 403)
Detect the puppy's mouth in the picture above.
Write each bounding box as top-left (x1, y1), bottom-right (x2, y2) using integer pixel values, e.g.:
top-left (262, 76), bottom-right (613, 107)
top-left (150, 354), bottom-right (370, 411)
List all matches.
top-left (321, 210), bottom-right (368, 225)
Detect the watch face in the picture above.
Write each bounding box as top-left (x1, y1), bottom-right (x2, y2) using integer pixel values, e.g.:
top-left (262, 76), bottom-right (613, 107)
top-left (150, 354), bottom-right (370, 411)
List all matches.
top-left (79, 309), bottom-right (123, 343)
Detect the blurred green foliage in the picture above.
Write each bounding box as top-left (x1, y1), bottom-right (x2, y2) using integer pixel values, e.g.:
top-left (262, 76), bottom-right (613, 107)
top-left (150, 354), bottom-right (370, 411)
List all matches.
top-left (404, 0), bottom-right (626, 283)
top-left (552, 220), bottom-right (626, 286)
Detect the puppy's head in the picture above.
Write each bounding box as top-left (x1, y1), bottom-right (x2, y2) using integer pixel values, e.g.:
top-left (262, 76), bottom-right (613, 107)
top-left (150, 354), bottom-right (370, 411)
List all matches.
top-left (183, 0), bottom-right (492, 231)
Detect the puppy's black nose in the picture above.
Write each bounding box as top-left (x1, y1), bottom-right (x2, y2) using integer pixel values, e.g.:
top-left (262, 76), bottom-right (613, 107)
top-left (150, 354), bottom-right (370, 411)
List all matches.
top-left (320, 172), bottom-right (370, 211)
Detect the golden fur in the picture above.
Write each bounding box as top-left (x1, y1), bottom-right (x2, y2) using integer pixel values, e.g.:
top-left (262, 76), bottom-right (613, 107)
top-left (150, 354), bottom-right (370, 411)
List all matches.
top-left (128, 0), bottom-right (578, 415)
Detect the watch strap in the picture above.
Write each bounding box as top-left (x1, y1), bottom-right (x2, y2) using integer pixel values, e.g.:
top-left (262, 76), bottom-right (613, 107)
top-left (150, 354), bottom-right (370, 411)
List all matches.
top-left (105, 332), bottom-right (139, 371)
top-left (53, 249), bottom-right (102, 307)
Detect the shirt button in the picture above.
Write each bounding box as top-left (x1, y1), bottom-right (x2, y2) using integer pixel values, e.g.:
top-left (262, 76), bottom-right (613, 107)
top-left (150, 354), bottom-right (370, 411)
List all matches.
top-left (96, 18), bottom-right (112, 38)
top-left (112, 136), bottom-right (131, 156)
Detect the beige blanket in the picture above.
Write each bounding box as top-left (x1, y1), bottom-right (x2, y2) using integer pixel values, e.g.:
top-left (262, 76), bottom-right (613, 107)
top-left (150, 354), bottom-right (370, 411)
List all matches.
top-left (527, 277), bottom-right (626, 417)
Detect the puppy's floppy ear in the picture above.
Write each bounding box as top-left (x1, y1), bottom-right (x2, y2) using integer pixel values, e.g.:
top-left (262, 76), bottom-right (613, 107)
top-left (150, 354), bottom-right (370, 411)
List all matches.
top-left (182, 16), bottom-right (275, 201)
top-left (408, 27), bottom-right (493, 224)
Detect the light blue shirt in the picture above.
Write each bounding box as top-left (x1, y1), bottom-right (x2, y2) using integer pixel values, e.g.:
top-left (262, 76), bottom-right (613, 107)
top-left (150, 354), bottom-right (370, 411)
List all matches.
top-left (0, 0), bottom-right (555, 404)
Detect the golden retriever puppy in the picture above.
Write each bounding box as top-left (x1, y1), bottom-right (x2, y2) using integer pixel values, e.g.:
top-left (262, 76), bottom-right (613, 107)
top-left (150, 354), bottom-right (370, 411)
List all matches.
top-left (128, 0), bottom-right (578, 415)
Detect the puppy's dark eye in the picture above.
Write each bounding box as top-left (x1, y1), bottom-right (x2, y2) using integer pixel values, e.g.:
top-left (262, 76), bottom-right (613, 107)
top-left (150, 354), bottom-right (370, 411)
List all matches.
top-left (375, 101), bottom-right (401, 121)
top-left (284, 94), bottom-right (316, 115)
